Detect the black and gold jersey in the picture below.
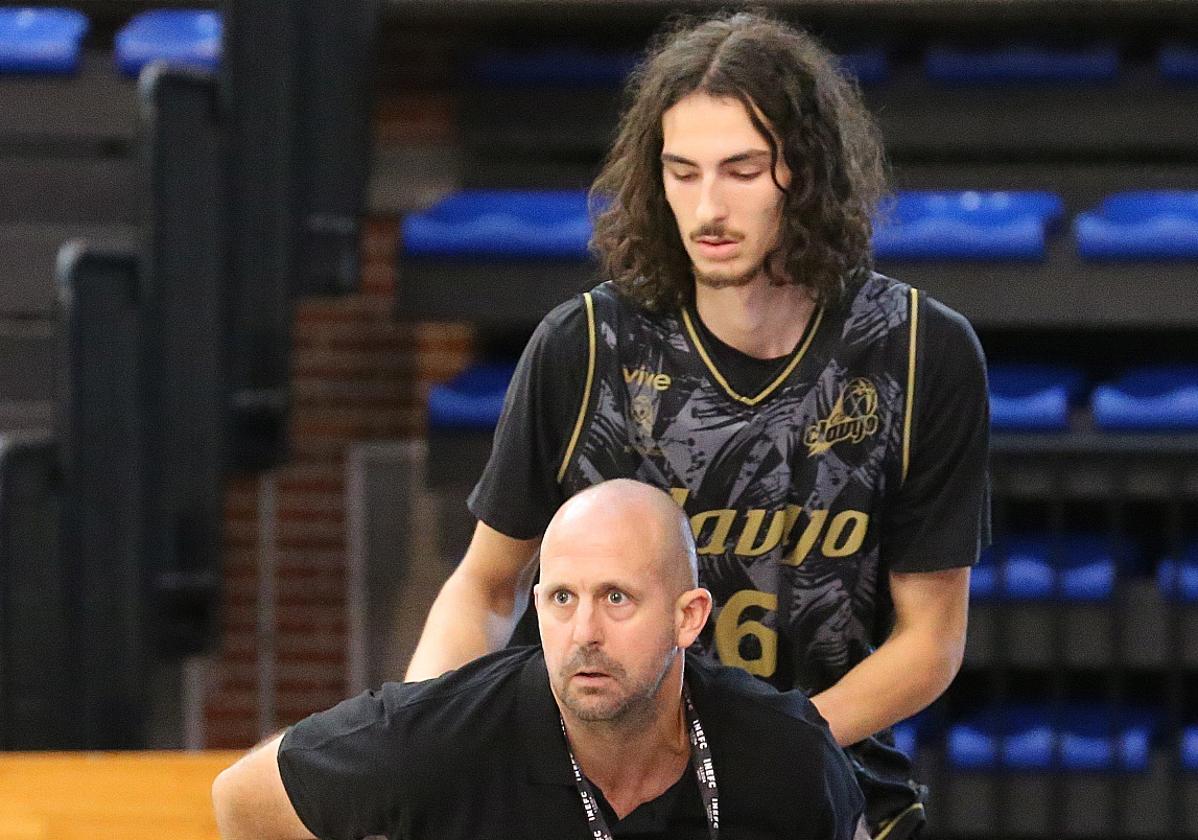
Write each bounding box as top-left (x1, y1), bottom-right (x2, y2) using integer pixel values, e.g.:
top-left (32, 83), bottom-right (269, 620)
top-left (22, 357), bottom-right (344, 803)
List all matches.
top-left (561, 274), bottom-right (913, 691)
top-left (468, 272), bottom-right (990, 832)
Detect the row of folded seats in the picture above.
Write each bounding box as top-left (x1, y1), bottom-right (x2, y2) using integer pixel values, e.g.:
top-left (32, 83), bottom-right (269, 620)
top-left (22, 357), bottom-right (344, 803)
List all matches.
top-left (991, 364), bottom-right (1198, 431)
top-left (469, 42), bottom-right (1198, 87)
top-left (0, 7), bottom-right (218, 76)
top-left (892, 708), bottom-right (1198, 772)
top-left (14, 12), bottom-right (1198, 86)
top-left (974, 534), bottom-right (1198, 602)
top-left (402, 190), bottom-right (1198, 262)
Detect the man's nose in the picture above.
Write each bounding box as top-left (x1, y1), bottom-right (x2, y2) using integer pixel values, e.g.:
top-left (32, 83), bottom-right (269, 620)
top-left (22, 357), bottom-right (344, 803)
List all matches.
top-left (695, 176), bottom-right (728, 225)
top-left (570, 598), bottom-right (603, 646)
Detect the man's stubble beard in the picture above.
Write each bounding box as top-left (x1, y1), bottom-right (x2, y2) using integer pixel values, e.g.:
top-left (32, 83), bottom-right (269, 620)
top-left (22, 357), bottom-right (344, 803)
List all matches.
top-left (559, 638), bottom-right (680, 730)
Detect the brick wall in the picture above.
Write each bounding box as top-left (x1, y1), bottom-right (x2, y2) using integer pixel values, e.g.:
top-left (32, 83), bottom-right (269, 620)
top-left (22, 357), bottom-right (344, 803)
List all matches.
top-left (204, 179), bottom-right (472, 747)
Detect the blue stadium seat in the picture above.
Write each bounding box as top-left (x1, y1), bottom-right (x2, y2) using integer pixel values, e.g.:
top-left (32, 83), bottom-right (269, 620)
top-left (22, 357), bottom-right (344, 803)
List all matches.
top-left (872, 191), bottom-right (1063, 261)
top-left (947, 708), bottom-right (1051, 769)
top-left (949, 706), bottom-right (1154, 771)
top-left (989, 363), bottom-right (1086, 432)
top-left (1059, 707), bottom-right (1154, 771)
top-left (836, 48), bottom-right (890, 85)
top-left (470, 47), bottom-right (638, 87)
top-left (1091, 365), bottom-right (1198, 431)
top-left (892, 721), bottom-right (917, 759)
top-left (891, 709), bottom-right (933, 760)
top-left (976, 534), bottom-right (1125, 601)
top-left (1075, 191), bottom-right (1198, 260)
top-left (114, 9), bottom-right (221, 77)
top-left (0, 7), bottom-right (88, 75)
top-left (427, 362), bottom-right (516, 431)
top-left (1183, 726), bottom-right (1198, 770)
top-left (970, 555), bottom-right (998, 600)
top-left (1159, 42), bottom-right (1198, 82)
top-left (402, 190), bottom-right (594, 259)
top-left (1157, 543), bottom-right (1198, 601)
top-left (924, 43), bottom-right (1120, 84)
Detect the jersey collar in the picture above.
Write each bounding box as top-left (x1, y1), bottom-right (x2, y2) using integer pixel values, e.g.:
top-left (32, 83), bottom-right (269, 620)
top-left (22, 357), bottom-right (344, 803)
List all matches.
top-left (680, 304), bottom-right (824, 407)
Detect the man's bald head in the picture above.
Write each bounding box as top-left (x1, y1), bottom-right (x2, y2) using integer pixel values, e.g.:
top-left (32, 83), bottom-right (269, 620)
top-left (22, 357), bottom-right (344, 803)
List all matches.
top-left (542, 479), bottom-right (698, 595)
top-left (537, 480), bottom-right (710, 730)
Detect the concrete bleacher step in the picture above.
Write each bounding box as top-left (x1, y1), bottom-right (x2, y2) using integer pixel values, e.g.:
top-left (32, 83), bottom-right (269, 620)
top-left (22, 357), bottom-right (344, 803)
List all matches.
top-left (0, 400), bottom-right (53, 433)
top-left (0, 156), bottom-right (137, 224)
top-left (0, 320), bottom-right (56, 404)
top-left (0, 51), bottom-right (136, 148)
top-left (0, 223), bottom-right (137, 316)
top-left (965, 579), bottom-right (1198, 668)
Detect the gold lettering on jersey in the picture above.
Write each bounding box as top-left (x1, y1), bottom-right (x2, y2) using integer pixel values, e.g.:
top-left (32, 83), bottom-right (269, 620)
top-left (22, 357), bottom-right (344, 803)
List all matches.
top-left (733, 508), bottom-right (789, 556)
top-left (714, 589), bottom-right (778, 676)
top-left (823, 510), bottom-right (869, 557)
top-left (622, 366), bottom-right (672, 391)
top-left (665, 489), bottom-right (871, 562)
top-left (804, 377), bottom-right (880, 456)
top-left (786, 508), bottom-right (829, 566)
top-left (691, 508), bottom-right (737, 555)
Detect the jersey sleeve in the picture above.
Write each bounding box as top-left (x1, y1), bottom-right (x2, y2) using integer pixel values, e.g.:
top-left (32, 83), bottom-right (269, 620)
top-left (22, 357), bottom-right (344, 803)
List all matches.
top-left (883, 295), bottom-right (991, 573)
top-left (466, 295), bottom-right (590, 539)
top-left (276, 685), bottom-right (413, 839)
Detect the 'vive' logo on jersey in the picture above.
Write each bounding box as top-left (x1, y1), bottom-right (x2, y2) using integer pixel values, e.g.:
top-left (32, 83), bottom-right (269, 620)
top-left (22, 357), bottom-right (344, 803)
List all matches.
top-left (804, 377), bottom-right (880, 457)
top-left (623, 366), bottom-right (671, 391)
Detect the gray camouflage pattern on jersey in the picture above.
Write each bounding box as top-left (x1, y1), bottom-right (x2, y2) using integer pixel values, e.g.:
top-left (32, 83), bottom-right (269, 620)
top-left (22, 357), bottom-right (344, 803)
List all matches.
top-left (559, 273), bottom-right (923, 826)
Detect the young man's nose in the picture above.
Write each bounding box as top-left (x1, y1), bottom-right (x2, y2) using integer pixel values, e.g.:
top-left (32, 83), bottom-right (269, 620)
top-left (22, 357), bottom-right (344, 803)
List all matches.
top-left (695, 177), bottom-right (729, 225)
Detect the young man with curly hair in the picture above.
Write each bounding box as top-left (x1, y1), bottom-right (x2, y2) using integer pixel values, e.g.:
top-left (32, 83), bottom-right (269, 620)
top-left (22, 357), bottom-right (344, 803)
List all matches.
top-left (407, 12), bottom-right (990, 839)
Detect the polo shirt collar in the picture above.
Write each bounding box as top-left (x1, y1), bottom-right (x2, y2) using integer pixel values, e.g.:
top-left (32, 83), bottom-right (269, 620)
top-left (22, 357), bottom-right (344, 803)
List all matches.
top-left (517, 648), bottom-right (577, 786)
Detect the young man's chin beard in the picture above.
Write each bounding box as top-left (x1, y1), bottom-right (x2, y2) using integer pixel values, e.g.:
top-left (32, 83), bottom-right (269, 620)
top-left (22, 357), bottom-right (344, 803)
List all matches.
top-left (693, 262), bottom-right (762, 290)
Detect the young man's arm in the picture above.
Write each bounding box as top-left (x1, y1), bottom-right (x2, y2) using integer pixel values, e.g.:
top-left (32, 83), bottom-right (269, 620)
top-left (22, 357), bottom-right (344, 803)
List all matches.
top-left (811, 296), bottom-right (986, 746)
top-left (212, 735), bottom-right (315, 840)
top-left (404, 522), bottom-right (540, 680)
top-left (809, 567), bottom-right (969, 746)
top-left (405, 297), bottom-right (589, 681)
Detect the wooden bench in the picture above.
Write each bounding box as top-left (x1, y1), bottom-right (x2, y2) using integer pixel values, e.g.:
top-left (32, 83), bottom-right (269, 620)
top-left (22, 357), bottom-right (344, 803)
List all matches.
top-left (0, 751), bottom-right (242, 840)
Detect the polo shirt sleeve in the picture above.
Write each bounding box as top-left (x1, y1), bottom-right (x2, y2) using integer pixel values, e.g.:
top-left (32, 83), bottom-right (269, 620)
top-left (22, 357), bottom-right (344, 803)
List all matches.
top-left (277, 684), bottom-right (413, 839)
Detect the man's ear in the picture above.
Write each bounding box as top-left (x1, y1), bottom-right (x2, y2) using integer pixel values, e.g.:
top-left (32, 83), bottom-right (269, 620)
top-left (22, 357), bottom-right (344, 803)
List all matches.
top-left (675, 587), bottom-right (713, 648)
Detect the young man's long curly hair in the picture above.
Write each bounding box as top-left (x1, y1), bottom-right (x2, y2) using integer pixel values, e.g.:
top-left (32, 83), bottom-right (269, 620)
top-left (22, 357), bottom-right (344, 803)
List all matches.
top-left (589, 11), bottom-right (887, 313)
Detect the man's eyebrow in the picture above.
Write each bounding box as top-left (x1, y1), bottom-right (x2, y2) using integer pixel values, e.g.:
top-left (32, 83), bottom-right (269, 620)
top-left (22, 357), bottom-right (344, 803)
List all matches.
top-left (660, 150), bottom-right (772, 167)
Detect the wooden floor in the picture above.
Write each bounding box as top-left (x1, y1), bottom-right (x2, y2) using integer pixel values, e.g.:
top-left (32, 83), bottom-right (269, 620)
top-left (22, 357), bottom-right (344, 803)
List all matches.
top-left (0, 751), bottom-right (242, 840)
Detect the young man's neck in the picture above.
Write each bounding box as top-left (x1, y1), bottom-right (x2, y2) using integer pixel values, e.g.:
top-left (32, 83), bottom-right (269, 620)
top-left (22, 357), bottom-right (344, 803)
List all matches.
top-left (560, 671), bottom-right (691, 819)
top-left (694, 275), bottom-right (817, 360)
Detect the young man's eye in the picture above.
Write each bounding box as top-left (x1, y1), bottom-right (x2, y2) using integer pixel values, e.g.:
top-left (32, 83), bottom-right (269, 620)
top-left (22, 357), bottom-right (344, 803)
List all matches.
top-left (669, 170), bottom-right (698, 182)
top-left (731, 170), bottom-right (762, 180)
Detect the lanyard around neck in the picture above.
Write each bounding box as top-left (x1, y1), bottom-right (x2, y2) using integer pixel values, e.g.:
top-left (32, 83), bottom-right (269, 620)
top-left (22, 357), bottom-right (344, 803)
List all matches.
top-left (559, 687), bottom-right (719, 840)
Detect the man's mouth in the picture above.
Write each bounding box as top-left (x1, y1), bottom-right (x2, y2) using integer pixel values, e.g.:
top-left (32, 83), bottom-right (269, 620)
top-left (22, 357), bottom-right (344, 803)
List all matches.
top-left (694, 237), bottom-right (740, 259)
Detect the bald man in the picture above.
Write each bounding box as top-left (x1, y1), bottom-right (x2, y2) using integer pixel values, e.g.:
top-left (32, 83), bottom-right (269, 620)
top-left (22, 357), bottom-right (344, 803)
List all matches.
top-left (212, 480), bottom-right (863, 840)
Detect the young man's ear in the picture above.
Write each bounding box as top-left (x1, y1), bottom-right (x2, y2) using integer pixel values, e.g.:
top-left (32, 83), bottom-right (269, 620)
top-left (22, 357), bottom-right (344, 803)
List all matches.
top-left (676, 587), bottom-right (714, 647)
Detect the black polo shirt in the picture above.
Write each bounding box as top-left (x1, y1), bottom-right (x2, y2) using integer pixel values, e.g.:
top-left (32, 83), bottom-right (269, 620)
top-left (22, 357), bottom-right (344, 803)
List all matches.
top-left (278, 646), bottom-right (863, 840)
